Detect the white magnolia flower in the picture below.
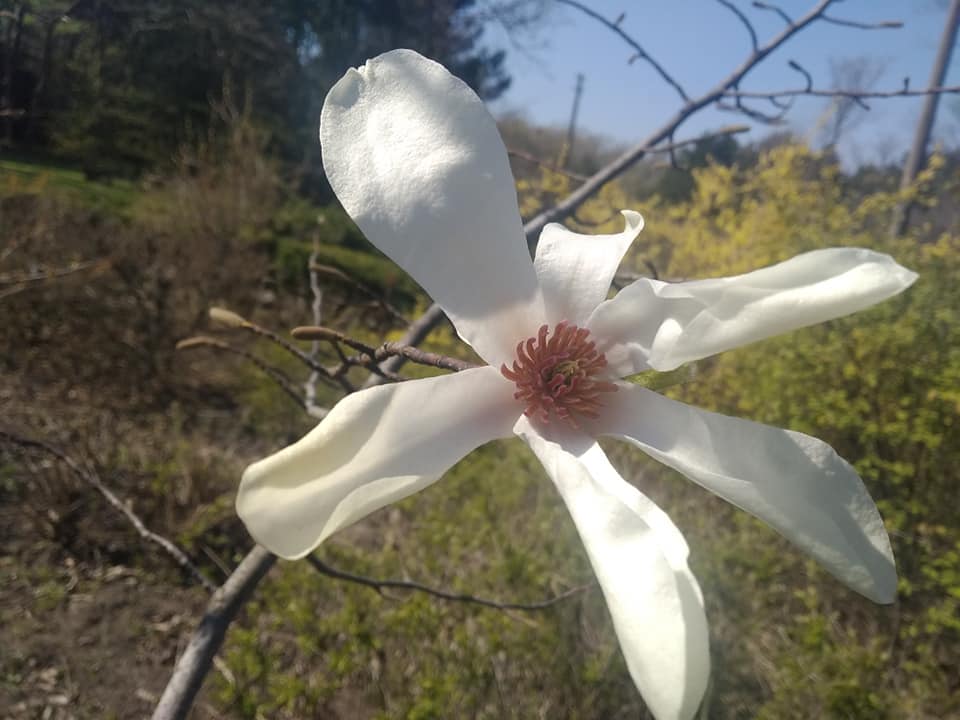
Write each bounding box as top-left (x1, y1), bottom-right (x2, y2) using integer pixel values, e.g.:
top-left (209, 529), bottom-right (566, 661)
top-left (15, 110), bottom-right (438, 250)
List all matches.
top-left (237, 49), bottom-right (916, 720)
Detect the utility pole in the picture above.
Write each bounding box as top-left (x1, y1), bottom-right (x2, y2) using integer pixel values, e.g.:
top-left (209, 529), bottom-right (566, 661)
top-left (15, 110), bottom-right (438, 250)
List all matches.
top-left (562, 73), bottom-right (584, 170)
top-left (891, 0), bottom-right (960, 237)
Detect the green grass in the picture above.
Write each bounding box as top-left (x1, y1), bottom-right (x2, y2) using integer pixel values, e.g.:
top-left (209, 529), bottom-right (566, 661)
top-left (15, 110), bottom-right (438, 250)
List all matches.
top-left (0, 157), bottom-right (139, 214)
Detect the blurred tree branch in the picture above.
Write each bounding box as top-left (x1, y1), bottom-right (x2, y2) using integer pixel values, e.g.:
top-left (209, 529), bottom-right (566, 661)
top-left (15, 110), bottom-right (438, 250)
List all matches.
top-left (0, 429), bottom-right (219, 592)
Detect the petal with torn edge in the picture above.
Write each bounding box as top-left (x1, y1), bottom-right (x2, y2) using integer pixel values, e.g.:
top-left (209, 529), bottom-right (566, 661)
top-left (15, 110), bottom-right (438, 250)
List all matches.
top-left (587, 247), bottom-right (917, 375)
top-left (516, 417), bottom-right (710, 720)
top-left (320, 49), bottom-right (544, 366)
top-left (534, 210), bottom-right (644, 326)
top-left (594, 385), bottom-right (897, 603)
top-left (238, 366), bottom-right (520, 559)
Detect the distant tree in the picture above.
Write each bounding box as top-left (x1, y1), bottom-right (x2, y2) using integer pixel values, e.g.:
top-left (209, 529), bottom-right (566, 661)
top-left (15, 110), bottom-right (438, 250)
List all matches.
top-left (0, 0), bottom-right (527, 179)
top-left (815, 57), bottom-right (886, 150)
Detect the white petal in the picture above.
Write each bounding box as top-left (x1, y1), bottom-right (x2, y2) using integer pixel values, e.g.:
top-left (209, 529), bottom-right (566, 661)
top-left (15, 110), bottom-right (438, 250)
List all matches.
top-left (594, 385), bottom-right (897, 603)
top-left (534, 210), bottom-right (644, 326)
top-left (516, 418), bottom-right (710, 720)
top-left (587, 248), bottom-right (917, 374)
top-left (237, 367), bottom-right (520, 559)
top-left (320, 49), bottom-right (544, 366)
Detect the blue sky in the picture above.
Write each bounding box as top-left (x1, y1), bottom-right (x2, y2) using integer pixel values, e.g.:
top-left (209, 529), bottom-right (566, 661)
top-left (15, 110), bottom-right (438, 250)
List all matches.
top-left (488, 0), bottom-right (957, 166)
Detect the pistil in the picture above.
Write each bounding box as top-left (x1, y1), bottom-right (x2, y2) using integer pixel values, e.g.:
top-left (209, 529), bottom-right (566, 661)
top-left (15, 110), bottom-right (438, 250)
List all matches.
top-left (500, 321), bottom-right (617, 428)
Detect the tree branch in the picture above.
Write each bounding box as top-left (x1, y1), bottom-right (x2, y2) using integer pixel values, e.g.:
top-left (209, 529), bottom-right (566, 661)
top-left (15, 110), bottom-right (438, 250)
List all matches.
top-left (150, 545), bottom-right (276, 720)
top-left (0, 429), bottom-right (218, 592)
top-left (722, 83), bottom-right (960, 102)
top-left (309, 262), bottom-right (411, 327)
top-left (752, 0), bottom-right (793, 25)
top-left (291, 325), bottom-right (478, 375)
top-left (555, 0), bottom-right (690, 102)
top-left (507, 147), bottom-right (589, 182)
top-left (307, 556), bottom-right (592, 612)
top-left (176, 335), bottom-right (322, 408)
top-left (715, 0), bottom-right (758, 52)
top-left (820, 14), bottom-right (902, 30)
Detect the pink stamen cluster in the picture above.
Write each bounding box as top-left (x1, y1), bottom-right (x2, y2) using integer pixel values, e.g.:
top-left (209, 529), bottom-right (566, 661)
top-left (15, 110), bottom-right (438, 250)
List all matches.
top-left (501, 321), bottom-right (618, 428)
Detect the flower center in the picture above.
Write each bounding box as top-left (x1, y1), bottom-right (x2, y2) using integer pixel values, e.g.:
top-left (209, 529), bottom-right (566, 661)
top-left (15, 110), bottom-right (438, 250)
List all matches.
top-left (500, 321), bottom-right (617, 428)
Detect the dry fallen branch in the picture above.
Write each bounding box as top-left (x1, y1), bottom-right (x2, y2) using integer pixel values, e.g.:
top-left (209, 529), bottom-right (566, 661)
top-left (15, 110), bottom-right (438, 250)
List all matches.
top-left (0, 429), bottom-right (218, 592)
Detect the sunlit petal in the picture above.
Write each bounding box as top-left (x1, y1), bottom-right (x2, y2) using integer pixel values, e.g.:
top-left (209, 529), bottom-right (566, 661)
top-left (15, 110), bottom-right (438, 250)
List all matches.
top-left (534, 210), bottom-right (644, 326)
top-left (320, 49), bottom-right (544, 366)
top-left (594, 385), bottom-right (897, 603)
top-left (587, 247), bottom-right (917, 374)
top-left (238, 367), bottom-right (520, 559)
top-left (516, 418), bottom-right (710, 720)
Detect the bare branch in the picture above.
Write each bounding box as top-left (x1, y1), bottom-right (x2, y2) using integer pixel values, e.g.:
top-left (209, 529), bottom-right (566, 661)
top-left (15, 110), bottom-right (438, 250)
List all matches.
top-left (0, 259), bottom-right (110, 299)
top-left (653, 125), bottom-right (751, 155)
top-left (208, 308), bottom-right (327, 375)
top-left (0, 259), bottom-right (109, 286)
top-left (291, 324), bottom-right (377, 356)
top-left (820, 14), bottom-right (901, 30)
top-left (176, 336), bottom-right (317, 408)
top-left (555, 0), bottom-right (690, 102)
top-left (151, 546), bottom-right (276, 720)
top-left (715, 0), bottom-right (758, 52)
top-left (788, 59), bottom-right (813, 92)
top-left (722, 83), bottom-right (960, 102)
top-left (507, 147), bottom-right (589, 182)
top-left (374, 342), bottom-right (478, 373)
top-left (752, 0), bottom-right (792, 25)
top-left (291, 325), bottom-right (478, 375)
top-left (307, 555), bottom-right (592, 611)
top-left (309, 262), bottom-right (411, 327)
top-left (0, 429), bottom-right (218, 592)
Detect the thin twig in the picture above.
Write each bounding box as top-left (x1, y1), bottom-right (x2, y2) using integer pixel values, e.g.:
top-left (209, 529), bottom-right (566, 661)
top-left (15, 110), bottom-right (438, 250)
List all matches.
top-left (507, 147), bottom-right (589, 182)
top-left (556, 0), bottom-right (690, 102)
top-left (230, 316), bottom-right (327, 375)
top-left (176, 336), bottom-right (311, 409)
top-left (374, 342), bottom-right (478, 373)
top-left (307, 556), bottom-right (592, 611)
top-left (752, 0), bottom-right (792, 25)
top-left (722, 83), bottom-right (960, 102)
top-left (0, 260), bottom-right (109, 286)
top-left (291, 325), bottom-right (377, 356)
top-left (0, 259), bottom-right (110, 299)
top-left (291, 325), bottom-right (478, 375)
top-left (309, 262), bottom-right (410, 327)
top-left (151, 546), bottom-right (276, 720)
top-left (788, 59), bottom-right (813, 92)
top-left (820, 14), bottom-right (901, 30)
top-left (715, 0), bottom-right (758, 52)
top-left (0, 429), bottom-right (218, 592)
